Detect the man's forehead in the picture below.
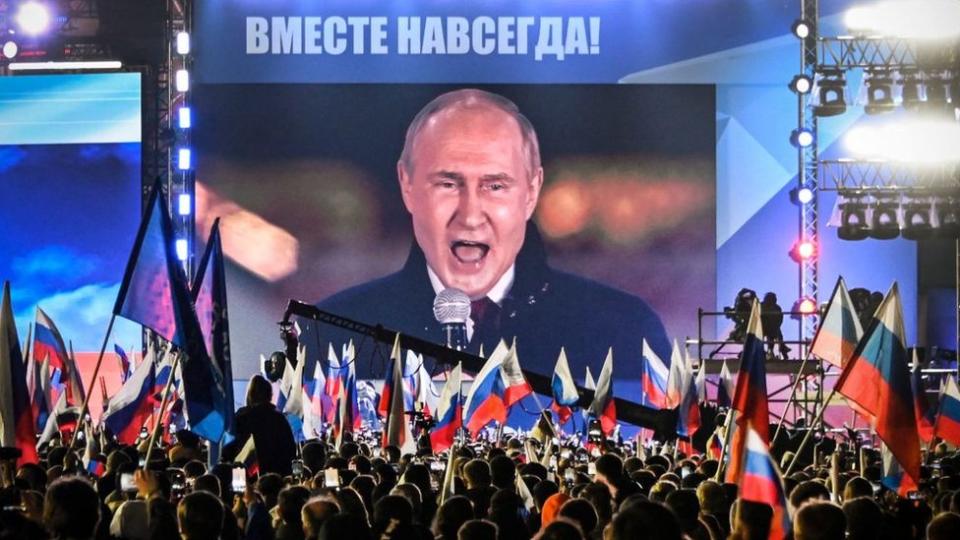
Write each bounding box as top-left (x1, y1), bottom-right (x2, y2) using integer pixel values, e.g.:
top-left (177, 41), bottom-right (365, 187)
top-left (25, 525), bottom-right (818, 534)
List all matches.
top-left (419, 104), bottom-right (524, 144)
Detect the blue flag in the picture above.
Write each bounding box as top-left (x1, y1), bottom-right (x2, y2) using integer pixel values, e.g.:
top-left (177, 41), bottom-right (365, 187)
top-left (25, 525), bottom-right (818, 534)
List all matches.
top-left (113, 183), bottom-right (227, 442)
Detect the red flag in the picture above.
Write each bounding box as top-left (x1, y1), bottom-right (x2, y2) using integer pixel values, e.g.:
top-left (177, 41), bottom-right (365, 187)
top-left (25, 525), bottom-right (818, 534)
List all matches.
top-left (725, 299), bottom-right (769, 483)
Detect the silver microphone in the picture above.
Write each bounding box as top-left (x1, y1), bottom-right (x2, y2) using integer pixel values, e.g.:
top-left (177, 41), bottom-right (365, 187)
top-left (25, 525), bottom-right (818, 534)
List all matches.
top-left (433, 288), bottom-right (470, 350)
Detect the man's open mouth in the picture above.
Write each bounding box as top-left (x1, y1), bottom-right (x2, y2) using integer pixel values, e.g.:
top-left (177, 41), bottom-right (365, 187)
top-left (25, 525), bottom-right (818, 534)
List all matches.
top-left (450, 240), bottom-right (490, 264)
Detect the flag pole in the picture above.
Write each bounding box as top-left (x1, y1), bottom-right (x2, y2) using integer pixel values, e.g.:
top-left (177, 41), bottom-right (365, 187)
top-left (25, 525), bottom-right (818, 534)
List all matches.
top-left (68, 314), bottom-right (117, 451)
top-left (713, 408), bottom-right (737, 481)
top-left (772, 352), bottom-right (816, 442)
top-left (23, 323), bottom-right (32, 371)
top-left (145, 351), bottom-right (181, 466)
top-left (785, 385), bottom-right (840, 475)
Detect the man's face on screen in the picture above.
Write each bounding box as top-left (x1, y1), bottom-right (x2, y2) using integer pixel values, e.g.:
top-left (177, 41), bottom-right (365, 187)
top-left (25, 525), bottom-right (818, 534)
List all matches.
top-left (399, 105), bottom-right (542, 300)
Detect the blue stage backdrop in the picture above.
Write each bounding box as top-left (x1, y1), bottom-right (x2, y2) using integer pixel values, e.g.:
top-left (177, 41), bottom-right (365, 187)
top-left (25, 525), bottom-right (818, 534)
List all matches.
top-left (0, 73), bottom-right (143, 353)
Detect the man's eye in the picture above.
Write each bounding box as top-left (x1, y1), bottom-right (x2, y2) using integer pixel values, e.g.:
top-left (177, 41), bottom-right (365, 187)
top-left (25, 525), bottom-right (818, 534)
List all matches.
top-left (439, 181), bottom-right (458, 189)
top-left (486, 182), bottom-right (506, 192)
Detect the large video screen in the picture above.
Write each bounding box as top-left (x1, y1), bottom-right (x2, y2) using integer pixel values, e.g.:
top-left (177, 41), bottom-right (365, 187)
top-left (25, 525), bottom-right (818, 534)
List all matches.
top-left (195, 83), bottom-right (716, 399)
top-left (0, 73), bottom-right (143, 412)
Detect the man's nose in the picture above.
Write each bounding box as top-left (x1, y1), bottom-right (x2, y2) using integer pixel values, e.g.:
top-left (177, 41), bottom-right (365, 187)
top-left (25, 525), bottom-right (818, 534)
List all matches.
top-left (455, 187), bottom-right (485, 229)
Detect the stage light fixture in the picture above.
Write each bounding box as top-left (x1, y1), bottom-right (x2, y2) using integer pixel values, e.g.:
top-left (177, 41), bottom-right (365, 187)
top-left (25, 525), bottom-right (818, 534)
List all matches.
top-left (175, 239), bottom-right (189, 261)
top-left (900, 70), bottom-right (922, 110)
top-left (937, 199), bottom-right (960, 237)
top-left (2, 41), bottom-right (17, 60)
top-left (791, 19), bottom-right (812, 39)
top-left (864, 69), bottom-right (895, 115)
top-left (795, 297), bottom-right (818, 315)
top-left (175, 69), bottom-right (190, 92)
top-left (789, 239), bottom-right (817, 263)
top-left (790, 186), bottom-right (815, 205)
top-left (178, 194), bottom-right (191, 216)
top-left (838, 198), bottom-right (869, 240)
top-left (178, 148), bottom-right (192, 170)
top-left (176, 32), bottom-right (190, 55)
top-left (870, 198), bottom-right (901, 239)
top-left (178, 107), bottom-right (191, 129)
top-left (814, 70), bottom-right (847, 117)
top-left (901, 200), bottom-right (934, 240)
top-left (791, 128), bottom-right (815, 148)
top-left (790, 75), bottom-right (813, 94)
top-left (923, 74), bottom-right (950, 114)
top-left (15, 2), bottom-right (51, 36)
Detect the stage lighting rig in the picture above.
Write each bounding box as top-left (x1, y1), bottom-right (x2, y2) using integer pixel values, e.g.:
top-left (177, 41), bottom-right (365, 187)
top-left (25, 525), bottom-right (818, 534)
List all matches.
top-left (790, 74), bottom-right (813, 94)
top-left (791, 19), bottom-right (812, 39)
top-left (870, 196), bottom-right (901, 240)
top-left (791, 128), bottom-right (815, 148)
top-left (814, 70), bottom-right (847, 117)
top-left (937, 198), bottom-right (960, 237)
top-left (838, 197), bottom-right (870, 241)
top-left (864, 69), bottom-right (895, 115)
top-left (901, 198), bottom-right (935, 240)
top-left (900, 70), bottom-right (922, 110)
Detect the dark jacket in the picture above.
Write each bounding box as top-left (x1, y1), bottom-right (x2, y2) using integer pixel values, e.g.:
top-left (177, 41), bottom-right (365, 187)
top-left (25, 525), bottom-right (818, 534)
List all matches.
top-left (226, 402), bottom-right (297, 476)
top-left (302, 224), bottom-right (671, 421)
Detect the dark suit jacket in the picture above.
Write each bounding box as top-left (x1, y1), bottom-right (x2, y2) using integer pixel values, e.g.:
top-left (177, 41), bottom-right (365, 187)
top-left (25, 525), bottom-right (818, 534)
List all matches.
top-left (224, 403), bottom-right (297, 476)
top-left (300, 224), bottom-right (671, 418)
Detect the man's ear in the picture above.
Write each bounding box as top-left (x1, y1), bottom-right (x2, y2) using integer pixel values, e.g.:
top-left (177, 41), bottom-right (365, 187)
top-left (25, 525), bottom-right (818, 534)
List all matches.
top-left (398, 161), bottom-right (414, 214)
top-left (525, 166), bottom-right (544, 220)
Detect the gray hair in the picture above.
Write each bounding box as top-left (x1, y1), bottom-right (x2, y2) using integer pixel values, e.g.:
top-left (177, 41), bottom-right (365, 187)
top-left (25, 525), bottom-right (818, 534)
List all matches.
top-left (399, 88), bottom-right (542, 176)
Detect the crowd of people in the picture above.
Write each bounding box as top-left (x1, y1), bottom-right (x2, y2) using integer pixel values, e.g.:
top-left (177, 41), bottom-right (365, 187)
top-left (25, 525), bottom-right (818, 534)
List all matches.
top-left (3, 375), bottom-right (960, 540)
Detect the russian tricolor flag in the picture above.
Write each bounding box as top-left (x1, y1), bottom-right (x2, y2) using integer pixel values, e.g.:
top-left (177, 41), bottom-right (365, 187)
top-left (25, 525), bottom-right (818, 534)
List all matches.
top-left (588, 348), bottom-right (616, 436)
top-left (716, 360), bottom-right (734, 408)
top-left (103, 343), bottom-right (157, 445)
top-left (323, 343), bottom-right (343, 424)
top-left (738, 425), bottom-right (791, 540)
top-left (911, 350), bottom-right (935, 443)
top-left (835, 283), bottom-right (920, 490)
top-left (463, 340), bottom-right (509, 437)
top-left (333, 348), bottom-right (361, 442)
top-left (676, 349), bottom-right (701, 439)
top-left (550, 348), bottom-right (579, 425)
top-left (809, 276), bottom-right (863, 369)
top-left (726, 298), bottom-right (770, 484)
top-left (431, 364), bottom-right (463, 453)
top-left (34, 307), bottom-right (84, 406)
top-left (935, 375), bottom-right (960, 447)
top-left (414, 355), bottom-right (438, 415)
top-left (236, 435), bottom-right (259, 477)
top-left (1, 282), bottom-right (39, 464)
top-left (382, 336), bottom-right (416, 454)
top-left (500, 339), bottom-right (532, 407)
top-left (641, 339), bottom-right (669, 410)
top-left (378, 334), bottom-right (404, 419)
top-left (666, 339), bottom-right (685, 408)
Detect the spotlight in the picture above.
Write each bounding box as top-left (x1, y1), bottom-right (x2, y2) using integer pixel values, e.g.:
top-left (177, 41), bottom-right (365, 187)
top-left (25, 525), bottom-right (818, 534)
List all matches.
top-left (791, 128), bottom-right (815, 148)
top-left (15, 2), bottom-right (51, 36)
top-left (790, 186), bottom-right (815, 205)
top-left (178, 194), bottom-right (191, 216)
top-left (178, 107), bottom-right (191, 129)
top-left (790, 74), bottom-right (813, 94)
top-left (814, 70), bottom-right (847, 117)
top-left (937, 199), bottom-right (960, 237)
top-left (178, 148), bottom-right (191, 170)
top-left (791, 19), bottom-right (812, 39)
top-left (864, 69), bottom-right (895, 115)
top-left (839, 198), bottom-right (869, 241)
top-left (176, 32), bottom-right (190, 55)
top-left (790, 239), bottom-right (817, 262)
top-left (175, 69), bottom-right (190, 92)
top-left (924, 74), bottom-right (950, 114)
top-left (2, 41), bottom-right (17, 60)
top-left (795, 297), bottom-right (818, 315)
top-left (870, 197), bottom-right (901, 240)
top-left (900, 70), bottom-right (922, 110)
top-left (901, 200), bottom-right (934, 240)
top-left (175, 239), bottom-right (189, 261)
